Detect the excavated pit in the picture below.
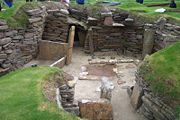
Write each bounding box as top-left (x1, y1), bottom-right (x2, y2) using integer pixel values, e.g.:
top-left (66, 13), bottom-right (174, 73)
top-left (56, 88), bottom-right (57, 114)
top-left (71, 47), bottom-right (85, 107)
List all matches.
top-left (63, 48), bottom-right (145, 120)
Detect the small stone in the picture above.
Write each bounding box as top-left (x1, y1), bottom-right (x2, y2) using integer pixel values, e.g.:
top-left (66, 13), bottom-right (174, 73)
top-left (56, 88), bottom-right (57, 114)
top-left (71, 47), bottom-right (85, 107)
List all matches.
top-left (0, 37), bottom-right (11, 45)
top-left (0, 54), bottom-right (7, 59)
top-left (29, 17), bottom-right (42, 23)
top-left (104, 16), bottom-right (113, 26)
top-left (67, 80), bottom-right (77, 88)
top-left (13, 35), bottom-right (24, 40)
top-left (5, 50), bottom-right (13, 54)
top-left (0, 25), bottom-right (8, 30)
top-left (25, 33), bottom-right (34, 39)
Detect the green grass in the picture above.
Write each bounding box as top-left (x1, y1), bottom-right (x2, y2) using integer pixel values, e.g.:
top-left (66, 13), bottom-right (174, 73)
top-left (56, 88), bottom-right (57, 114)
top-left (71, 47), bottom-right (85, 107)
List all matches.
top-left (1, 0), bottom-right (180, 27)
top-left (0, 1), bottom-right (40, 28)
top-left (74, 0), bottom-right (180, 23)
top-left (0, 1), bottom-right (27, 28)
top-left (139, 42), bottom-right (180, 117)
top-left (0, 66), bottom-right (78, 120)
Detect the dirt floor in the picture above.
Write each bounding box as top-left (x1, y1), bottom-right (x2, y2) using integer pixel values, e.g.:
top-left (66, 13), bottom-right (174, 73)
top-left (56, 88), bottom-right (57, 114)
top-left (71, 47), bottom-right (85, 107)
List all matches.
top-left (63, 47), bottom-right (146, 120)
top-left (24, 60), bottom-right (54, 67)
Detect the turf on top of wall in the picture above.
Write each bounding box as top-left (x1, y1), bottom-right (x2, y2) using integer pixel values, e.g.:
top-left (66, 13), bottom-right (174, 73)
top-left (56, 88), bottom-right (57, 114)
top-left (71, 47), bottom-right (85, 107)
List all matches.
top-left (140, 42), bottom-right (180, 116)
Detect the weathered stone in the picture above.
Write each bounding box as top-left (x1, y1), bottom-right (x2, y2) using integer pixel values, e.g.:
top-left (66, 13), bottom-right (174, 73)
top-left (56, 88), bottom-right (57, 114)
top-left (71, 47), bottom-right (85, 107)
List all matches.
top-left (0, 32), bottom-right (4, 39)
top-left (124, 18), bottom-right (134, 25)
top-left (0, 38), bottom-right (11, 45)
top-left (127, 86), bottom-right (134, 97)
top-left (5, 50), bottom-right (13, 54)
top-left (0, 25), bottom-right (8, 30)
top-left (79, 100), bottom-right (113, 120)
top-left (60, 9), bottom-right (69, 15)
top-left (13, 35), bottom-right (24, 40)
top-left (1, 63), bottom-right (11, 69)
top-left (101, 12), bottom-right (112, 17)
top-left (26, 9), bottom-right (42, 16)
top-left (100, 77), bottom-right (114, 100)
top-left (130, 83), bottom-right (144, 110)
top-left (0, 20), bottom-right (7, 25)
top-left (5, 30), bottom-right (18, 37)
top-left (67, 80), bottom-right (76, 88)
top-left (142, 28), bottom-right (155, 58)
top-left (156, 17), bottom-right (167, 30)
top-left (64, 107), bottom-right (79, 116)
top-left (137, 35), bottom-right (143, 39)
top-left (25, 33), bottom-right (34, 39)
top-left (29, 17), bottom-right (42, 23)
top-left (104, 16), bottom-right (113, 26)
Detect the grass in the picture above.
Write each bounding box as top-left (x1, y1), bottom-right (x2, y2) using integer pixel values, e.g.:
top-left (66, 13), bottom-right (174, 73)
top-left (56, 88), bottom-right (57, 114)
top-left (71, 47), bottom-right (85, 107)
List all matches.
top-left (73, 0), bottom-right (180, 23)
top-left (1, 0), bottom-right (180, 27)
top-left (139, 42), bottom-right (180, 117)
top-left (116, 0), bottom-right (180, 23)
top-left (0, 0), bottom-right (39, 28)
top-left (0, 66), bottom-right (78, 120)
top-left (0, 0), bottom-right (27, 28)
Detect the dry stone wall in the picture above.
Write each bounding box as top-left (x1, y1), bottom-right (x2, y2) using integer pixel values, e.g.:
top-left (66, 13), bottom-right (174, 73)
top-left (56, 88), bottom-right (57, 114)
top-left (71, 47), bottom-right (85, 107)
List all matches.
top-left (0, 7), bottom-right (47, 76)
top-left (153, 17), bottom-right (180, 52)
top-left (42, 12), bottom-right (69, 43)
top-left (128, 72), bottom-right (177, 120)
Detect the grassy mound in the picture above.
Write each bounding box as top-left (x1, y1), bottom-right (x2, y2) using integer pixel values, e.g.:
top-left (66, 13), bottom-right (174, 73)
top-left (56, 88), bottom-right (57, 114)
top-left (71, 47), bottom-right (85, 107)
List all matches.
top-left (140, 42), bottom-right (180, 116)
top-left (0, 66), bottom-right (78, 120)
top-left (0, 1), bottom-right (39, 28)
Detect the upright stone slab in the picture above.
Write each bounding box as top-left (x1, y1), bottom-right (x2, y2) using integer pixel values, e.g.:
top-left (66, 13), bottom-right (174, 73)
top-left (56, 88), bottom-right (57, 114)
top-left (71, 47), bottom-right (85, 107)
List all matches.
top-left (130, 83), bottom-right (144, 110)
top-left (142, 26), bottom-right (155, 58)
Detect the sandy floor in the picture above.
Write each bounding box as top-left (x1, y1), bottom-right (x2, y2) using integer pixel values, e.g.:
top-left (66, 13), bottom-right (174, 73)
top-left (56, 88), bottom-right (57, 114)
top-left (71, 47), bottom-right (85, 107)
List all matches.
top-left (63, 47), bottom-right (145, 120)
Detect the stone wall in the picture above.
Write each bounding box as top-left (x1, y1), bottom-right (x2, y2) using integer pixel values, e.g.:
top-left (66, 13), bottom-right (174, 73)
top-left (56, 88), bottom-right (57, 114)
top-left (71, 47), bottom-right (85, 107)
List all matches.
top-left (42, 12), bottom-right (69, 43)
top-left (38, 40), bottom-right (68, 60)
top-left (128, 72), bottom-right (176, 120)
top-left (90, 25), bottom-right (143, 57)
top-left (153, 17), bottom-right (180, 52)
top-left (0, 7), bottom-right (47, 75)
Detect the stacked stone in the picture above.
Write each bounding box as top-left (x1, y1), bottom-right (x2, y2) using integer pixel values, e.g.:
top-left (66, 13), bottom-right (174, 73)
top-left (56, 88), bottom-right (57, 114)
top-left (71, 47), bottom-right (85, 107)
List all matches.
top-left (128, 72), bottom-right (176, 120)
top-left (112, 12), bottom-right (129, 23)
top-left (123, 26), bottom-right (144, 58)
top-left (92, 27), bottom-right (124, 50)
top-left (42, 13), bottom-right (68, 42)
top-left (153, 18), bottom-right (180, 52)
top-left (68, 8), bottom-right (88, 22)
top-left (58, 74), bottom-right (79, 115)
top-left (0, 7), bottom-right (47, 76)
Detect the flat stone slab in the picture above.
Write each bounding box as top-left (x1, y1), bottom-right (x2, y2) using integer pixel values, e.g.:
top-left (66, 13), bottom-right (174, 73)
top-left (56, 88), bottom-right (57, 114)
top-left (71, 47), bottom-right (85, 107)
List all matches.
top-left (79, 100), bottom-right (113, 120)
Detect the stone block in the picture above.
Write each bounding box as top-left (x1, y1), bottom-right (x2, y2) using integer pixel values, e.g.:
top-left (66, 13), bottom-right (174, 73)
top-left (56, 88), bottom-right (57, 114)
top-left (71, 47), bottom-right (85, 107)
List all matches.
top-left (29, 17), bottom-right (42, 23)
top-left (130, 83), bottom-right (144, 110)
top-left (0, 25), bottom-right (8, 30)
top-left (13, 35), bottom-right (24, 40)
top-left (64, 106), bottom-right (79, 116)
top-left (5, 30), bottom-right (18, 37)
top-left (104, 17), bottom-right (113, 26)
top-left (0, 54), bottom-right (7, 59)
top-left (25, 33), bottom-right (34, 39)
top-left (79, 100), bottom-right (113, 120)
top-left (0, 37), bottom-right (11, 45)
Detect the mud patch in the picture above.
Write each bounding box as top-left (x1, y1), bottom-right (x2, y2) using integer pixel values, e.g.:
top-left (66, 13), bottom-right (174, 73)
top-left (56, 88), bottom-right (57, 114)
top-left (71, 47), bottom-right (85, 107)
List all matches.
top-left (86, 64), bottom-right (116, 77)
